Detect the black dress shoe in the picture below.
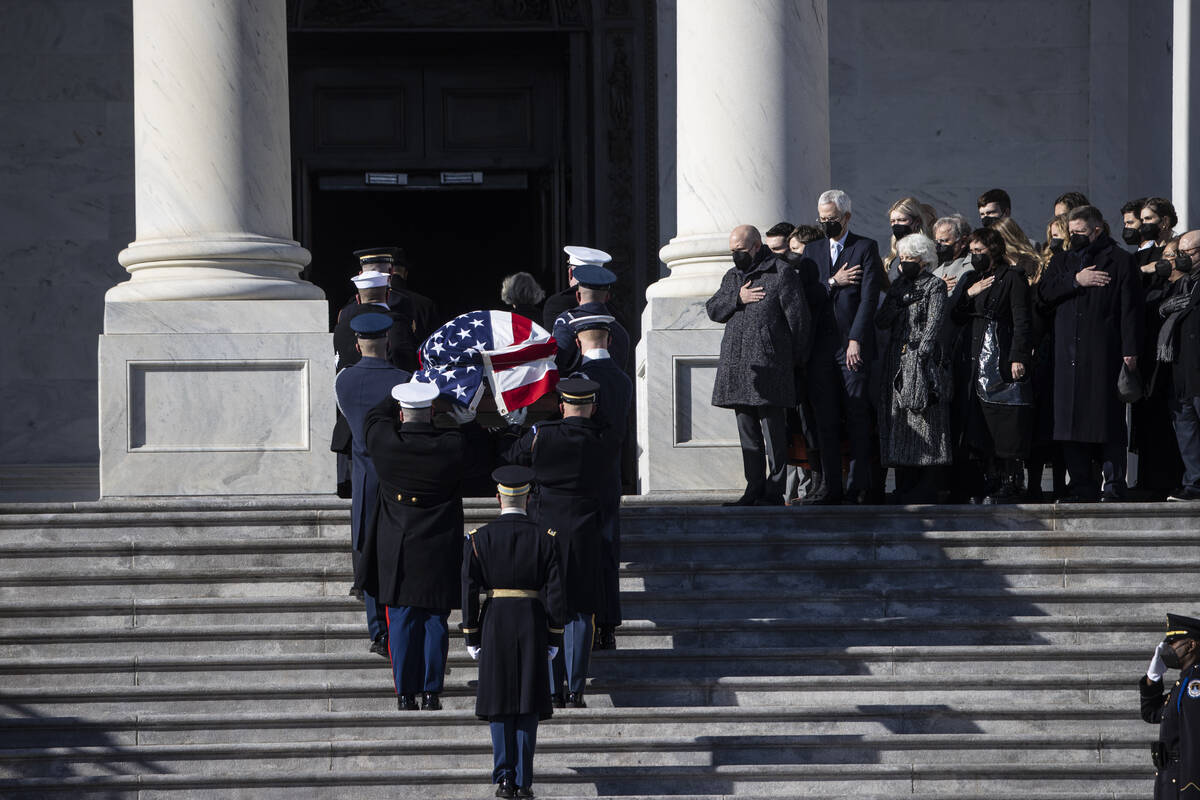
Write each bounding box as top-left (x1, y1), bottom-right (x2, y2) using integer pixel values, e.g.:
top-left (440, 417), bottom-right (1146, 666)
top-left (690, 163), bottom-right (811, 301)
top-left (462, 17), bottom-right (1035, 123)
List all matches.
top-left (495, 777), bottom-right (516, 798)
top-left (593, 625), bottom-right (616, 650)
top-left (516, 786), bottom-right (534, 798)
top-left (801, 493), bottom-right (842, 506)
top-left (721, 494), bottom-right (759, 507)
top-left (567, 691), bottom-right (586, 708)
top-left (421, 691), bottom-right (441, 710)
top-left (551, 691), bottom-right (566, 708)
top-left (753, 497), bottom-right (785, 506)
top-left (348, 586), bottom-right (363, 601)
top-left (368, 633), bottom-right (389, 658)
top-left (397, 694), bottom-right (418, 711)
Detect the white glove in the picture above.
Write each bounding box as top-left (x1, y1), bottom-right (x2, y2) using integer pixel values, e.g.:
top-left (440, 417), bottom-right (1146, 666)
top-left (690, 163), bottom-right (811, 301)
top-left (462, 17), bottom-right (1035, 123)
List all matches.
top-left (502, 407), bottom-right (529, 426)
top-left (1147, 641), bottom-right (1167, 682)
top-left (547, 646), bottom-right (559, 660)
top-left (447, 405), bottom-right (477, 425)
top-left (467, 645), bottom-right (481, 661)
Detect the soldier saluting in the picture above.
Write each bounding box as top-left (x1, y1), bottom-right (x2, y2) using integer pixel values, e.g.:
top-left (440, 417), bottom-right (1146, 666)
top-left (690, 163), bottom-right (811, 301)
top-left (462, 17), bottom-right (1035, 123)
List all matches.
top-left (1140, 613), bottom-right (1200, 798)
top-left (461, 465), bottom-right (565, 799)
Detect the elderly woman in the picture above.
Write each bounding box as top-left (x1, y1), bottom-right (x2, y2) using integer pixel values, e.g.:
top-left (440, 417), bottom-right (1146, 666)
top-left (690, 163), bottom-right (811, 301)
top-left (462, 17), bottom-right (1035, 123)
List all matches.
top-left (500, 272), bottom-right (546, 322)
top-left (952, 227), bottom-right (1033, 503)
top-left (875, 233), bottom-right (951, 503)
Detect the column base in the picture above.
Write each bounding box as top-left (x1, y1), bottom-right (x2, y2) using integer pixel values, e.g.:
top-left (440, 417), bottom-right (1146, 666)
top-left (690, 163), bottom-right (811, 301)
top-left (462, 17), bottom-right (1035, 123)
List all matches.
top-left (635, 295), bottom-right (745, 494)
top-left (98, 300), bottom-right (335, 497)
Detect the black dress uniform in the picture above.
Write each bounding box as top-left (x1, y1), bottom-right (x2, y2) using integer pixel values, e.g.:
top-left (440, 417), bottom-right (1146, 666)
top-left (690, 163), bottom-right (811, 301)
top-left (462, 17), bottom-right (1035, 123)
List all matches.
top-left (1140, 614), bottom-right (1200, 799)
top-left (505, 378), bottom-right (615, 706)
top-left (542, 244), bottom-right (613, 331)
top-left (461, 466), bottom-right (565, 796)
top-left (358, 386), bottom-right (466, 709)
top-left (567, 312), bottom-right (633, 639)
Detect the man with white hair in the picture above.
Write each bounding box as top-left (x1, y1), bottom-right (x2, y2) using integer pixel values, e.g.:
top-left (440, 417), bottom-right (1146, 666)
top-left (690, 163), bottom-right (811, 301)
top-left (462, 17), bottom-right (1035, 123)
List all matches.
top-left (797, 189), bottom-right (885, 504)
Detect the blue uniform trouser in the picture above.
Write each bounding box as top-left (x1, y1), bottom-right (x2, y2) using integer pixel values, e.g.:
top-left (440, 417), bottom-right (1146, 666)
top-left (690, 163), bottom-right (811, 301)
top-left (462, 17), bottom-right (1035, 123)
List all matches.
top-left (364, 590), bottom-right (386, 641)
top-left (490, 712), bottom-right (538, 787)
top-left (385, 606), bottom-right (449, 696)
top-left (549, 612), bottom-right (592, 694)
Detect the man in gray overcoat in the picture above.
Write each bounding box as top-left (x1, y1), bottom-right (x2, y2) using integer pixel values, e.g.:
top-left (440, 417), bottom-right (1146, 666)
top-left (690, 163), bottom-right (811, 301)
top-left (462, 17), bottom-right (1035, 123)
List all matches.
top-left (706, 224), bottom-right (812, 506)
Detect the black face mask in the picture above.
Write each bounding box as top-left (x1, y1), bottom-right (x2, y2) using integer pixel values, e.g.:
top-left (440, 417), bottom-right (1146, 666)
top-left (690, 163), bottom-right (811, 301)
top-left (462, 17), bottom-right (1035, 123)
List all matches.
top-left (821, 218), bottom-right (844, 239)
top-left (1141, 222), bottom-right (1160, 243)
top-left (971, 252), bottom-right (991, 272)
top-left (1177, 252), bottom-right (1194, 274)
top-left (1069, 233), bottom-right (1092, 251)
top-left (891, 223), bottom-right (913, 241)
top-left (899, 260), bottom-right (921, 279)
top-left (1049, 237), bottom-right (1064, 252)
top-left (981, 216), bottom-right (1000, 228)
top-left (935, 243), bottom-right (955, 264)
top-left (783, 251), bottom-right (805, 266)
top-left (731, 250), bottom-right (754, 271)
top-left (1121, 227), bottom-right (1142, 246)
top-left (1162, 641), bottom-right (1186, 670)
top-left (1155, 259), bottom-right (1173, 278)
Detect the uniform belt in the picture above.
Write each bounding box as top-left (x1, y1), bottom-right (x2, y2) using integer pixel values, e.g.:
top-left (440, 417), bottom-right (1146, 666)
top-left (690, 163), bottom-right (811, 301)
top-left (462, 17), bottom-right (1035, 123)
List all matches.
top-left (487, 589), bottom-right (539, 599)
top-left (393, 490), bottom-right (452, 506)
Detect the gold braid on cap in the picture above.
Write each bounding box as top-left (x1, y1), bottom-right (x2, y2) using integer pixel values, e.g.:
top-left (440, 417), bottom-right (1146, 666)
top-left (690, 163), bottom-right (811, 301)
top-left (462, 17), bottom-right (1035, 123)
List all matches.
top-left (497, 483), bottom-right (531, 497)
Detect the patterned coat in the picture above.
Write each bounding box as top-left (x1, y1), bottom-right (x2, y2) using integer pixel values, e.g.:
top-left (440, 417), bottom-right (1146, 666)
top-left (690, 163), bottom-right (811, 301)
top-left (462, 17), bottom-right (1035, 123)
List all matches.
top-left (705, 250), bottom-right (812, 408)
top-left (875, 271), bottom-right (952, 466)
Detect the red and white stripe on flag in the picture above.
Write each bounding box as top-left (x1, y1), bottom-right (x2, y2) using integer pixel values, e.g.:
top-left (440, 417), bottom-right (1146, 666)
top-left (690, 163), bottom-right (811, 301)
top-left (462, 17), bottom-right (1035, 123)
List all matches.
top-left (480, 310), bottom-right (559, 414)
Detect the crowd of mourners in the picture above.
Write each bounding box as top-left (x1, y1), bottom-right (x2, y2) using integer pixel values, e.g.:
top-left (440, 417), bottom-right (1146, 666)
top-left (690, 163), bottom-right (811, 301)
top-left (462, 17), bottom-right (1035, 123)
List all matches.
top-left (708, 188), bottom-right (1200, 506)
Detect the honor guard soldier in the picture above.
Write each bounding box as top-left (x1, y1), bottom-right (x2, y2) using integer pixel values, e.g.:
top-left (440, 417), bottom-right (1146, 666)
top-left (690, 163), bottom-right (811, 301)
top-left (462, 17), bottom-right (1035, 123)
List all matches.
top-left (505, 378), bottom-right (616, 708)
top-left (334, 313), bottom-right (412, 658)
top-left (345, 246), bottom-right (440, 343)
top-left (542, 245), bottom-right (612, 332)
top-left (1141, 613), bottom-right (1200, 799)
top-left (333, 270), bottom-right (418, 373)
top-left (357, 380), bottom-right (468, 711)
top-left (552, 262), bottom-right (631, 372)
top-left (567, 313), bottom-right (633, 650)
top-left (461, 465), bottom-right (565, 799)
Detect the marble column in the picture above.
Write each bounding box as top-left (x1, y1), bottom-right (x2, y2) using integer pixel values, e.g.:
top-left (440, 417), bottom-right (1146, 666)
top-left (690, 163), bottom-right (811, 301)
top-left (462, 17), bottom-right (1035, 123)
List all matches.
top-left (98, 0), bottom-right (334, 497)
top-left (636, 0), bottom-right (830, 493)
top-left (1174, 0), bottom-right (1199, 230)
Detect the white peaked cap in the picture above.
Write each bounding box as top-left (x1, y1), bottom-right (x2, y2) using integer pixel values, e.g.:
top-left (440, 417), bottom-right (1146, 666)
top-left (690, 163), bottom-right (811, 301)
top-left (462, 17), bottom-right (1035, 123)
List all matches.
top-left (352, 270), bottom-right (390, 289)
top-left (563, 245), bottom-right (612, 267)
top-left (392, 380), bottom-right (440, 408)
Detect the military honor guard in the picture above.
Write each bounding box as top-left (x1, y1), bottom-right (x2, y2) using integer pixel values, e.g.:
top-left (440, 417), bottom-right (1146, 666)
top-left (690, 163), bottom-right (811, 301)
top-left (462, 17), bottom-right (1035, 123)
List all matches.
top-left (332, 269), bottom-right (418, 373)
top-left (505, 378), bottom-right (616, 707)
top-left (334, 312), bottom-right (412, 657)
top-left (461, 466), bottom-right (565, 799)
top-left (1140, 613), bottom-right (1200, 798)
top-left (357, 381), bottom-right (467, 711)
top-left (566, 312), bottom-right (633, 650)
top-left (542, 245), bottom-right (612, 332)
top-left (551, 262), bottom-right (631, 372)
top-left (344, 246), bottom-right (440, 343)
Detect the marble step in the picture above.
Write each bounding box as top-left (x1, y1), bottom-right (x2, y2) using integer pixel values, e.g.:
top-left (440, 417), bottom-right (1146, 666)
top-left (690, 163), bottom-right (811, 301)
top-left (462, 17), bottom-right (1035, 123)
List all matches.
top-left (0, 705), bottom-right (1150, 747)
top-left (0, 761), bottom-right (1153, 798)
top-left (0, 732), bottom-right (1154, 779)
top-left (0, 644), bottom-right (1153, 688)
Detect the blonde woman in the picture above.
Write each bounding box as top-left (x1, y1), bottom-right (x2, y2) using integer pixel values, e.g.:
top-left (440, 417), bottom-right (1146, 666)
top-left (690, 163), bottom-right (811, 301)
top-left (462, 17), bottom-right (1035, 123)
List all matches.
top-left (885, 196), bottom-right (933, 281)
top-left (992, 216), bottom-right (1039, 281)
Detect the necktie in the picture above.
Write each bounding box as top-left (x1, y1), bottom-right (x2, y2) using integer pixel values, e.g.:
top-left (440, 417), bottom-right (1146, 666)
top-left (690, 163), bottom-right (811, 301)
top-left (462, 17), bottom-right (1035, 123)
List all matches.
top-left (831, 240), bottom-right (843, 265)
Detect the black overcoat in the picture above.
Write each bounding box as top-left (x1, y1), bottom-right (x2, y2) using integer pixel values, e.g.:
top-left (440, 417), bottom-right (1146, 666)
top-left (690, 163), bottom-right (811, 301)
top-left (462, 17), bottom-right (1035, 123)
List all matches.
top-left (332, 301), bottom-right (419, 374)
top-left (1140, 662), bottom-right (1200, 799)
top-left (505, 417), bottom-right (613, 616)
top-left (358, 398), bottom-right (466, 610)
top-left (461, 513), bottom-right (565, 721)
top-left (1038, 234), bottom-right (1144, 443)
top-left (705, 250), bottom-right (812, 408)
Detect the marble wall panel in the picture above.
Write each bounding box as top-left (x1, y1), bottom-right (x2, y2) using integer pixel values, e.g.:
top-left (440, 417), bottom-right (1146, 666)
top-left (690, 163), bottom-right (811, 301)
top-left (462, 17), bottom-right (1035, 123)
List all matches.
top-left (0, 0), bottom-right (133, 466)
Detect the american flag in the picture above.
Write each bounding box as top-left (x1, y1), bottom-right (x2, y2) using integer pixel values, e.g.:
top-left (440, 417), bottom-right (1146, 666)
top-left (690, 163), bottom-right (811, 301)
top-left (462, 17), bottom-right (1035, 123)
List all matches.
top-left (413, 310), bottom-right (559, 414)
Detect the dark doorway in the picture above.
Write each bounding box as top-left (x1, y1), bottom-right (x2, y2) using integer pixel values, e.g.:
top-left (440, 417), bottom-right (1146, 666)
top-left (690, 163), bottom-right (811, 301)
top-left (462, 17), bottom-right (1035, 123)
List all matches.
top-left (306, 175), bottom-right (552, 327)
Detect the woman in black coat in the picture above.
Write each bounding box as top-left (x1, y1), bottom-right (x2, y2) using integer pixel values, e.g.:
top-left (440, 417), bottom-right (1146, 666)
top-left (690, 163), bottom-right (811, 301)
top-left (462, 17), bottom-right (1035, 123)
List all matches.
top-left (952, 227), bottom-right (1033, 502)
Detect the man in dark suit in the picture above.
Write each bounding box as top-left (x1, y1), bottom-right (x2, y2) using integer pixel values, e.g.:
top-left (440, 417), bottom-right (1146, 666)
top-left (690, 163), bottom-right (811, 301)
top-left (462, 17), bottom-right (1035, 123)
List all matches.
top-left (461, 465), bottom-right (565, 799)
top-left (358, 381), bottom-right (470, 711)
top-left (335, 313), bottom-right (412, 658)
top-left (542, 245), bottom-right (612, 332)
top-left (799, 189), bottom-right (885, 503)
top-left (567, 314), bottom-right (633, 650)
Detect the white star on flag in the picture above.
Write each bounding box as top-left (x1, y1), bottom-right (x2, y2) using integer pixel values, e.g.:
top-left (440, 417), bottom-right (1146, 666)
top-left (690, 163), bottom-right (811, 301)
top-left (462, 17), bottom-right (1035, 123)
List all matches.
top-left (470, 318), bottom-right (484, 328)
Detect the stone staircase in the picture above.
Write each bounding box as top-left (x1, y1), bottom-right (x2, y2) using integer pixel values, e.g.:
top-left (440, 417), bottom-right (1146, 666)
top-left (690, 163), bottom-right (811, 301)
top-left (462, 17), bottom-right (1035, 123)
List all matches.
top-left (0, 496), bottom-right (1193, 798)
